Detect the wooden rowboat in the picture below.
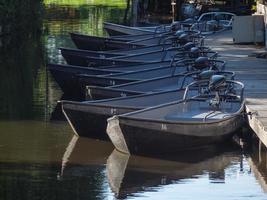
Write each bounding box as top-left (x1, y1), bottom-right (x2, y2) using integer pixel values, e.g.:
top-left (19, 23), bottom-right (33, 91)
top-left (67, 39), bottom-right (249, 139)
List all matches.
top-left (78, 55), bottom-right (219, 88)
top-left (70, 30), bottom-right (201, 51)
top-left (104, 12), bottom-right (235, 36)
top-left (61, 41), bottom-right (200, 67)
top-left (61, 70), bottom-right (234, 139)
top-left (104, 22), bottom-right (175, 36)
top-left (107, 75), bottom-right (245, 155)
top-left (61, 89), bottom-right (184, 140)
top-left (60, 45), bottom-right (172, 66)
top-left (85, 59), bottom-right (226, 100)
top-left (70, 33), bottom-right (144, 51)
top-left (48, 61), bottom-right (172, 98)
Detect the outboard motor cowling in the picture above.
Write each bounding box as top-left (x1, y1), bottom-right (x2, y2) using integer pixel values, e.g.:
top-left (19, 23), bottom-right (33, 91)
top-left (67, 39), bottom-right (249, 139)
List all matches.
top-left (183, 42), bottom-right (195, 51)
top-left (209, 75), bottom-right (226, 91)
top-left (178, 33), bottom-right (190, 45)
top-left (183, 18), bottom-right (195, 25)
top-left (207, 20), bottom-right (219, 31)
top-left (175, 30), bottom-right (185, 37)
top-left (189, 47), bottom-right (200, 58)
top-left (193, 57), bottom-right (210, 70)
top-left (197, 70), bottom-right (215, 80)
top-left (171, 21), bottom-right (182, 32)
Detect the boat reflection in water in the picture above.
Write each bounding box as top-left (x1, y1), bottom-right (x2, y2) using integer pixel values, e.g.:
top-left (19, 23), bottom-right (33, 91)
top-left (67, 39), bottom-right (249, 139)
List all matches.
top-left (247, 143), bottom-right (267, 193)
top-left (60, 135), bottom-right (113, 177)
top-left (106, 144), bottom-right (240, 199)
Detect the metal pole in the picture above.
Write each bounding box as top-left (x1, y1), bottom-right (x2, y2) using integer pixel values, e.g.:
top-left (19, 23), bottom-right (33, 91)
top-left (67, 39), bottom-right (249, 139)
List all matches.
top-left (171, 0), bottom-right (176, 22)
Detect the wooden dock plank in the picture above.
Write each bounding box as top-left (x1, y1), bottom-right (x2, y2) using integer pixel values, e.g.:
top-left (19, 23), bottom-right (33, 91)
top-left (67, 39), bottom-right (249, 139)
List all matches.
top-left (246, 105), bottom-right (267, 147)
top-left (207, 31), bottom-right (267, 148)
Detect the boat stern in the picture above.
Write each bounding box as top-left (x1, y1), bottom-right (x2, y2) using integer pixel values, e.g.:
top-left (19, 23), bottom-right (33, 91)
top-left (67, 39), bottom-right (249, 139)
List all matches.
top-left (107, 116), bottom-right (130, 154)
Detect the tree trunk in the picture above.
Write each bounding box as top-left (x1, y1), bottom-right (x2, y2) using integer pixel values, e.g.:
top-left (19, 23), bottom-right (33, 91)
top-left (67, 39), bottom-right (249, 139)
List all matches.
top-left (132, 0), bottom-right (139, 26)
top-left (176, 0), bottom-right (184, 20)
top-left (123, 0), bottom-right (131, 24)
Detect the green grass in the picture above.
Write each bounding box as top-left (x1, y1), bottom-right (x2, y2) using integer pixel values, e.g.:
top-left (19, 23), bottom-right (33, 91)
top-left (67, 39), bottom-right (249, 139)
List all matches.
top-left (44, 0), bottom-right (127, 7)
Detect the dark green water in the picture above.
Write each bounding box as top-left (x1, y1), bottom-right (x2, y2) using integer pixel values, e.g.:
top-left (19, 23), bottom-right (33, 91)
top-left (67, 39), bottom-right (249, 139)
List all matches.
top-left (1, 1), bottom-right (267, 200)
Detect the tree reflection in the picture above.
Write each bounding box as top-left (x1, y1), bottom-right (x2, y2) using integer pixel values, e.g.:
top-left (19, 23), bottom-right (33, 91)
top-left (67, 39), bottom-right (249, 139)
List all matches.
top-left (0, 1), bottom-right (48, 120)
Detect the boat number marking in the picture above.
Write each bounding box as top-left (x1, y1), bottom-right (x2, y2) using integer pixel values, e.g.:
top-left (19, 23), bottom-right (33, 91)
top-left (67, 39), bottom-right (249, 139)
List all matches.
top-left (109, 80), bottom-right (116, 86)
top-left (111, 108), bottom-right (117, 115)
top-left (161, 124), bottom-right (167, 131)
top-left (120, 93), bottom-right (126, 97)
top-left (88, 62), bottom-right (96, 67)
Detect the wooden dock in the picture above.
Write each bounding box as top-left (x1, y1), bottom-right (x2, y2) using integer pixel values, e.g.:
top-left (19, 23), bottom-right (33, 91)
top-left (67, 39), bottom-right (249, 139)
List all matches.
top-left (206, 31), bottom-right (267, 147)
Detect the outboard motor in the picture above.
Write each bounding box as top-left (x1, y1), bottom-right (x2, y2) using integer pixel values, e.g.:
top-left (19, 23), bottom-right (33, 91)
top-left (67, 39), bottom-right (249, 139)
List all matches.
top-left (171, 21), bottom-right (182, 32)
top-left (207, 20), bottom-right (219, 31)
top-left (175, 30), bottom-right (185, 37)
top-left (194, 70), bottom-right (216, 95)
top-left (189, 47), bottom-right (200, 58)
top-left (178, 33), bottom-right (190, 45)
top-left (214, 13), bottom-right (222, 22)
top-left (209, 75), bottom-right (226, 91)
top-left (192, 57), bottom-right (210, 70)
top-left (208, 75), bottom-right (227, 108)
top-left (197, 70), bottom-right (215, 80)
top-left (183, 42), bottom-right (195, 51)
top-left (183, 18), bottom-right (195, 26)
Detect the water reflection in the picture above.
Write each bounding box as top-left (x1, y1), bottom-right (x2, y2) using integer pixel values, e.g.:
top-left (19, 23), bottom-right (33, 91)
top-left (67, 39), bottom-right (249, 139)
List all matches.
top-left (0, 33), bottom-right (50, 121)
top-left (60, 136), bottom-right (113, 177)
top-left (107, 145), bottom-right (239, 199)
top-left (1, 130), bottom-right (263, 200)
top-left (0, 1), bottom-right (129, 121)
top-left (247, 143), bottom-right (267, 193)
top-left (0, 120), bottom-right (73, 163)
top-left (44, 3), bottom-right (128, 64)
top-left (0, 125), bottom-right (113, 200)
top-left (0, 1), bottom-right (61, 121)
top-left (1, 1), bottom-right (267, 199)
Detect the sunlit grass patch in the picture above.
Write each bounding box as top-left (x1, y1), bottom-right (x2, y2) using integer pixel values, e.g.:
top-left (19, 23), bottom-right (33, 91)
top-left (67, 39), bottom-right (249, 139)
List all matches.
top-left (44, 0), bottom-right (127, 7)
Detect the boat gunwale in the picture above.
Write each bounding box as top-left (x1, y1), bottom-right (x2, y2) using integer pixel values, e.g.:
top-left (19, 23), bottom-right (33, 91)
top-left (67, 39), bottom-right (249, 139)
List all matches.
top-left (60, 88), bottom-right (184, 110)
top-left (61, 100), bottom-right (146, 111)
top-left (114, 98), bottom-right (245, 125)
top-left (48, 63), bottom-right (124, 74)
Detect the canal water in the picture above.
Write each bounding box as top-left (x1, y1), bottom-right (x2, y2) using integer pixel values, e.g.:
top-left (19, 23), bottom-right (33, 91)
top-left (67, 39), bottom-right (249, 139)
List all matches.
top-left (1, 1), bottom-right (267, 199)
